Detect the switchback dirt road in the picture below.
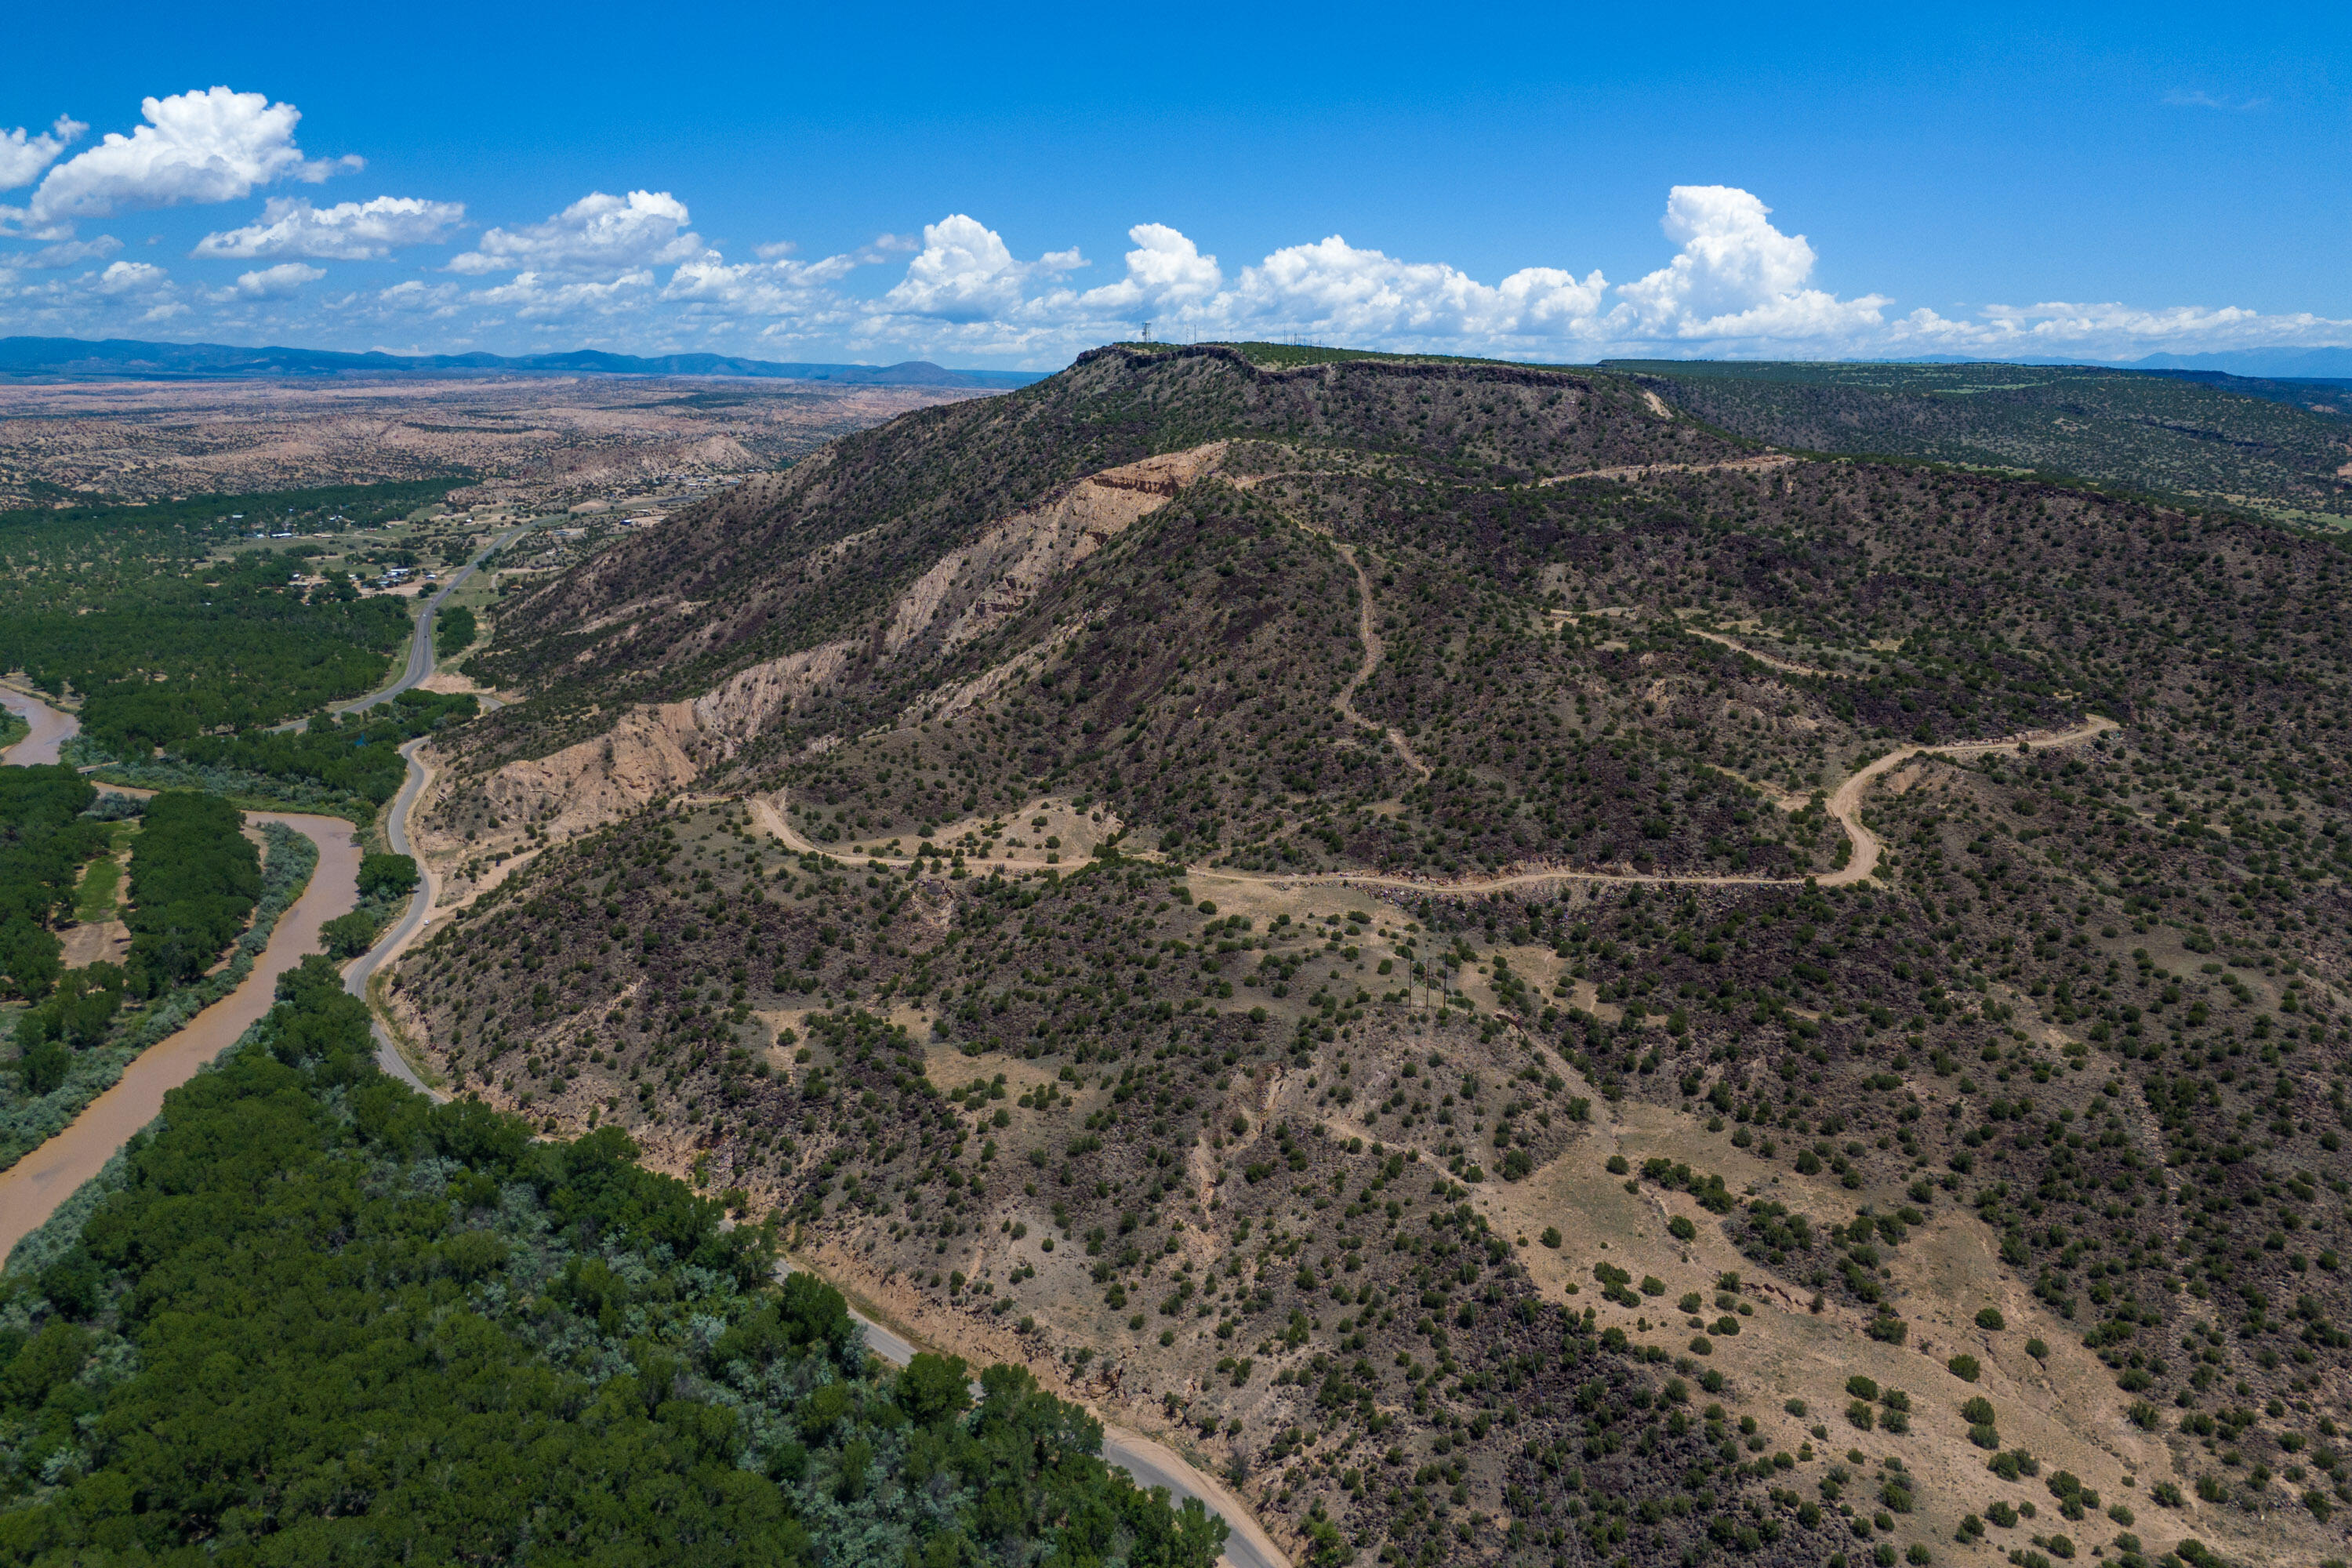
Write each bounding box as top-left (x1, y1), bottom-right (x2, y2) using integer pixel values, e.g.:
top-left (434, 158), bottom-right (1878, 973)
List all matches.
top-left (756, 717), bottom-right (2121, 902)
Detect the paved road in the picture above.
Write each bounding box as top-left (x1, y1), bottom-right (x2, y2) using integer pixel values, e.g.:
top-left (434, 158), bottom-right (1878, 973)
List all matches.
top-left (329, 518), bottom-right (542, 1089)
top-left (812, 1283), bottom-right (1287, 1568)
top-left (300, 518), bottom-right (540, 726)
top-left (343, 739), bottom-right (443, 1094)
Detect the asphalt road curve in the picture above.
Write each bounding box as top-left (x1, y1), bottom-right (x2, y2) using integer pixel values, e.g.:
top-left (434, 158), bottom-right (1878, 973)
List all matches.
top-left (346, 738), bottom-right (441, 1094)
top-left (808, 1278), bottom-right (1289, 1568)
top-left (304, 517), bottom-right (541, 726)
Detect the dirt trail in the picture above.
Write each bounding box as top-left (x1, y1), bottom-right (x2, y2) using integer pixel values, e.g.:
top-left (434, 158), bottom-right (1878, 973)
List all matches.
top-left (1227, 445), bottom-right (1790, 499)
top-left (1218, 483), bottom-right (1428, 782)
top-left (1327, 539), bottom-right (1428, 779)
top-left (752, 718), bottom-right (2118, 900)
top-left (1541, 452), bottom-right (1796, 485)
top-left (1677, 626), bottom-right (1837, 678)
top-left (1552, 612), bottom-right (1846, 681)
top-left (1817, 715), bottom-right (2118, 888)
top-left (0, 810), bottom-right (361, 1261)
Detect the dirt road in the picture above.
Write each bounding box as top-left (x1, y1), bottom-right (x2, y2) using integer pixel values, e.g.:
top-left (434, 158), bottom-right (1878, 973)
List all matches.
top-left (756, 715), bottom-right (2119, 902)
top-left (1540, 452), bottom-right (1796, 486)
top-left (1675, 625), bottom-right (1837, 678)
top-left (1814, 714), bottom-right (2119, 888)
top-left (1326, 540), bottom-right (1428, 779)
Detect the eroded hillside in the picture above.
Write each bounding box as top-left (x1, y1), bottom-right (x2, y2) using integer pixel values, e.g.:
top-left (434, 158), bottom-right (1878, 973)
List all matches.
top-left (387, 342), bottom-right (2352, 1568)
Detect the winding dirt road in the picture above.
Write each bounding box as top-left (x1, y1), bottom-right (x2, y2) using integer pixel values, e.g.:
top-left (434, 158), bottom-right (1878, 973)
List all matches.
top-left (1675, 626), bottom-right (1839, 679)
top-left (757, 716), bottom-right (2119, 902)
top-left (1539, 452), bottom-right (1797, 486)
top-left (1327, 540), bottom-right (1429, 779)
top-left (1817, 715), bottom-right (2118, 887)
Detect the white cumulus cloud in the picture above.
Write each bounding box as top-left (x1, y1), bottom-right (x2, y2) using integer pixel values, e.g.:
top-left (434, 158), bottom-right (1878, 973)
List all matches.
top-left (448, 191), bottom-right (698, 276)
top-left (0, 117), bottom-right (86, 191)
top-left (1219, 236), bottom-right (1610, 344)
top-left (1074, 223), bottom-right (1224, 314)
top-left (194, 195), bottom-right (466, 260)
top-left (92, 259), bottom-right (169, 295)
top-left (883, 215), bottom-right (1085, 322)
top-left (18, 235), bottom-right (122, 269)
top-left (30, 88), bottom-right (356, 223)
top-left (663, 252), bottom-right (863, 316)
top-left (228, 261), bottom-right (325, 299)
top-left (374, 280), bottom-right (464, 318)
top-left (470, 269), bottom-right (654, 320)
top-left (1609, 185), bottom-right (1887, 343)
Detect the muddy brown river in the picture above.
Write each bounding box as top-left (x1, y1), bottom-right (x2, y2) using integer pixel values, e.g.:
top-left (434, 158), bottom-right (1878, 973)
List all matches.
top-left (0, 695), bottom-right (361, 1259)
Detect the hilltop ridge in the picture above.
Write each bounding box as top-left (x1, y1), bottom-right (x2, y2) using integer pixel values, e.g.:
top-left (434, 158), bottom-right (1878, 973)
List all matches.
top-left (380, 339), bottom-right (2352, 1568)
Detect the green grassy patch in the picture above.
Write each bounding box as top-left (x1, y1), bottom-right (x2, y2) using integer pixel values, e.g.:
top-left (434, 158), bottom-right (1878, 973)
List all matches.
top-left (69, 829), bottom-right (128, 923)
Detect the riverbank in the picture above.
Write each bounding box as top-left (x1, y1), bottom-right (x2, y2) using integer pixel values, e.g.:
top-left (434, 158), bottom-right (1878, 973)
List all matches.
top-left (0, 808), bottom-right (361, 1260)
top-left (0, 687), bottom-right (75, 767)
top-left (0, 821), bottom-right (317, 1177)
top-left (0, 683), bottom-right (1288, 1567)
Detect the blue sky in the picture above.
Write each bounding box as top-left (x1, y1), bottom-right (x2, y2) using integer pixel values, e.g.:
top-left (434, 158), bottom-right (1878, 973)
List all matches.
top-left (2, 2), bottom-right (2346, 368)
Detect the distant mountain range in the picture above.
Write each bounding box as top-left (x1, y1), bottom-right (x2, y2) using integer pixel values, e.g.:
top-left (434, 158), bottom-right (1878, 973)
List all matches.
top-left (0, 336), bottom-right (1047, 388)
top-left (9, 333), bottom-right (2346, 392)
top-left (1891, 346), bottom-right (2352, 380)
